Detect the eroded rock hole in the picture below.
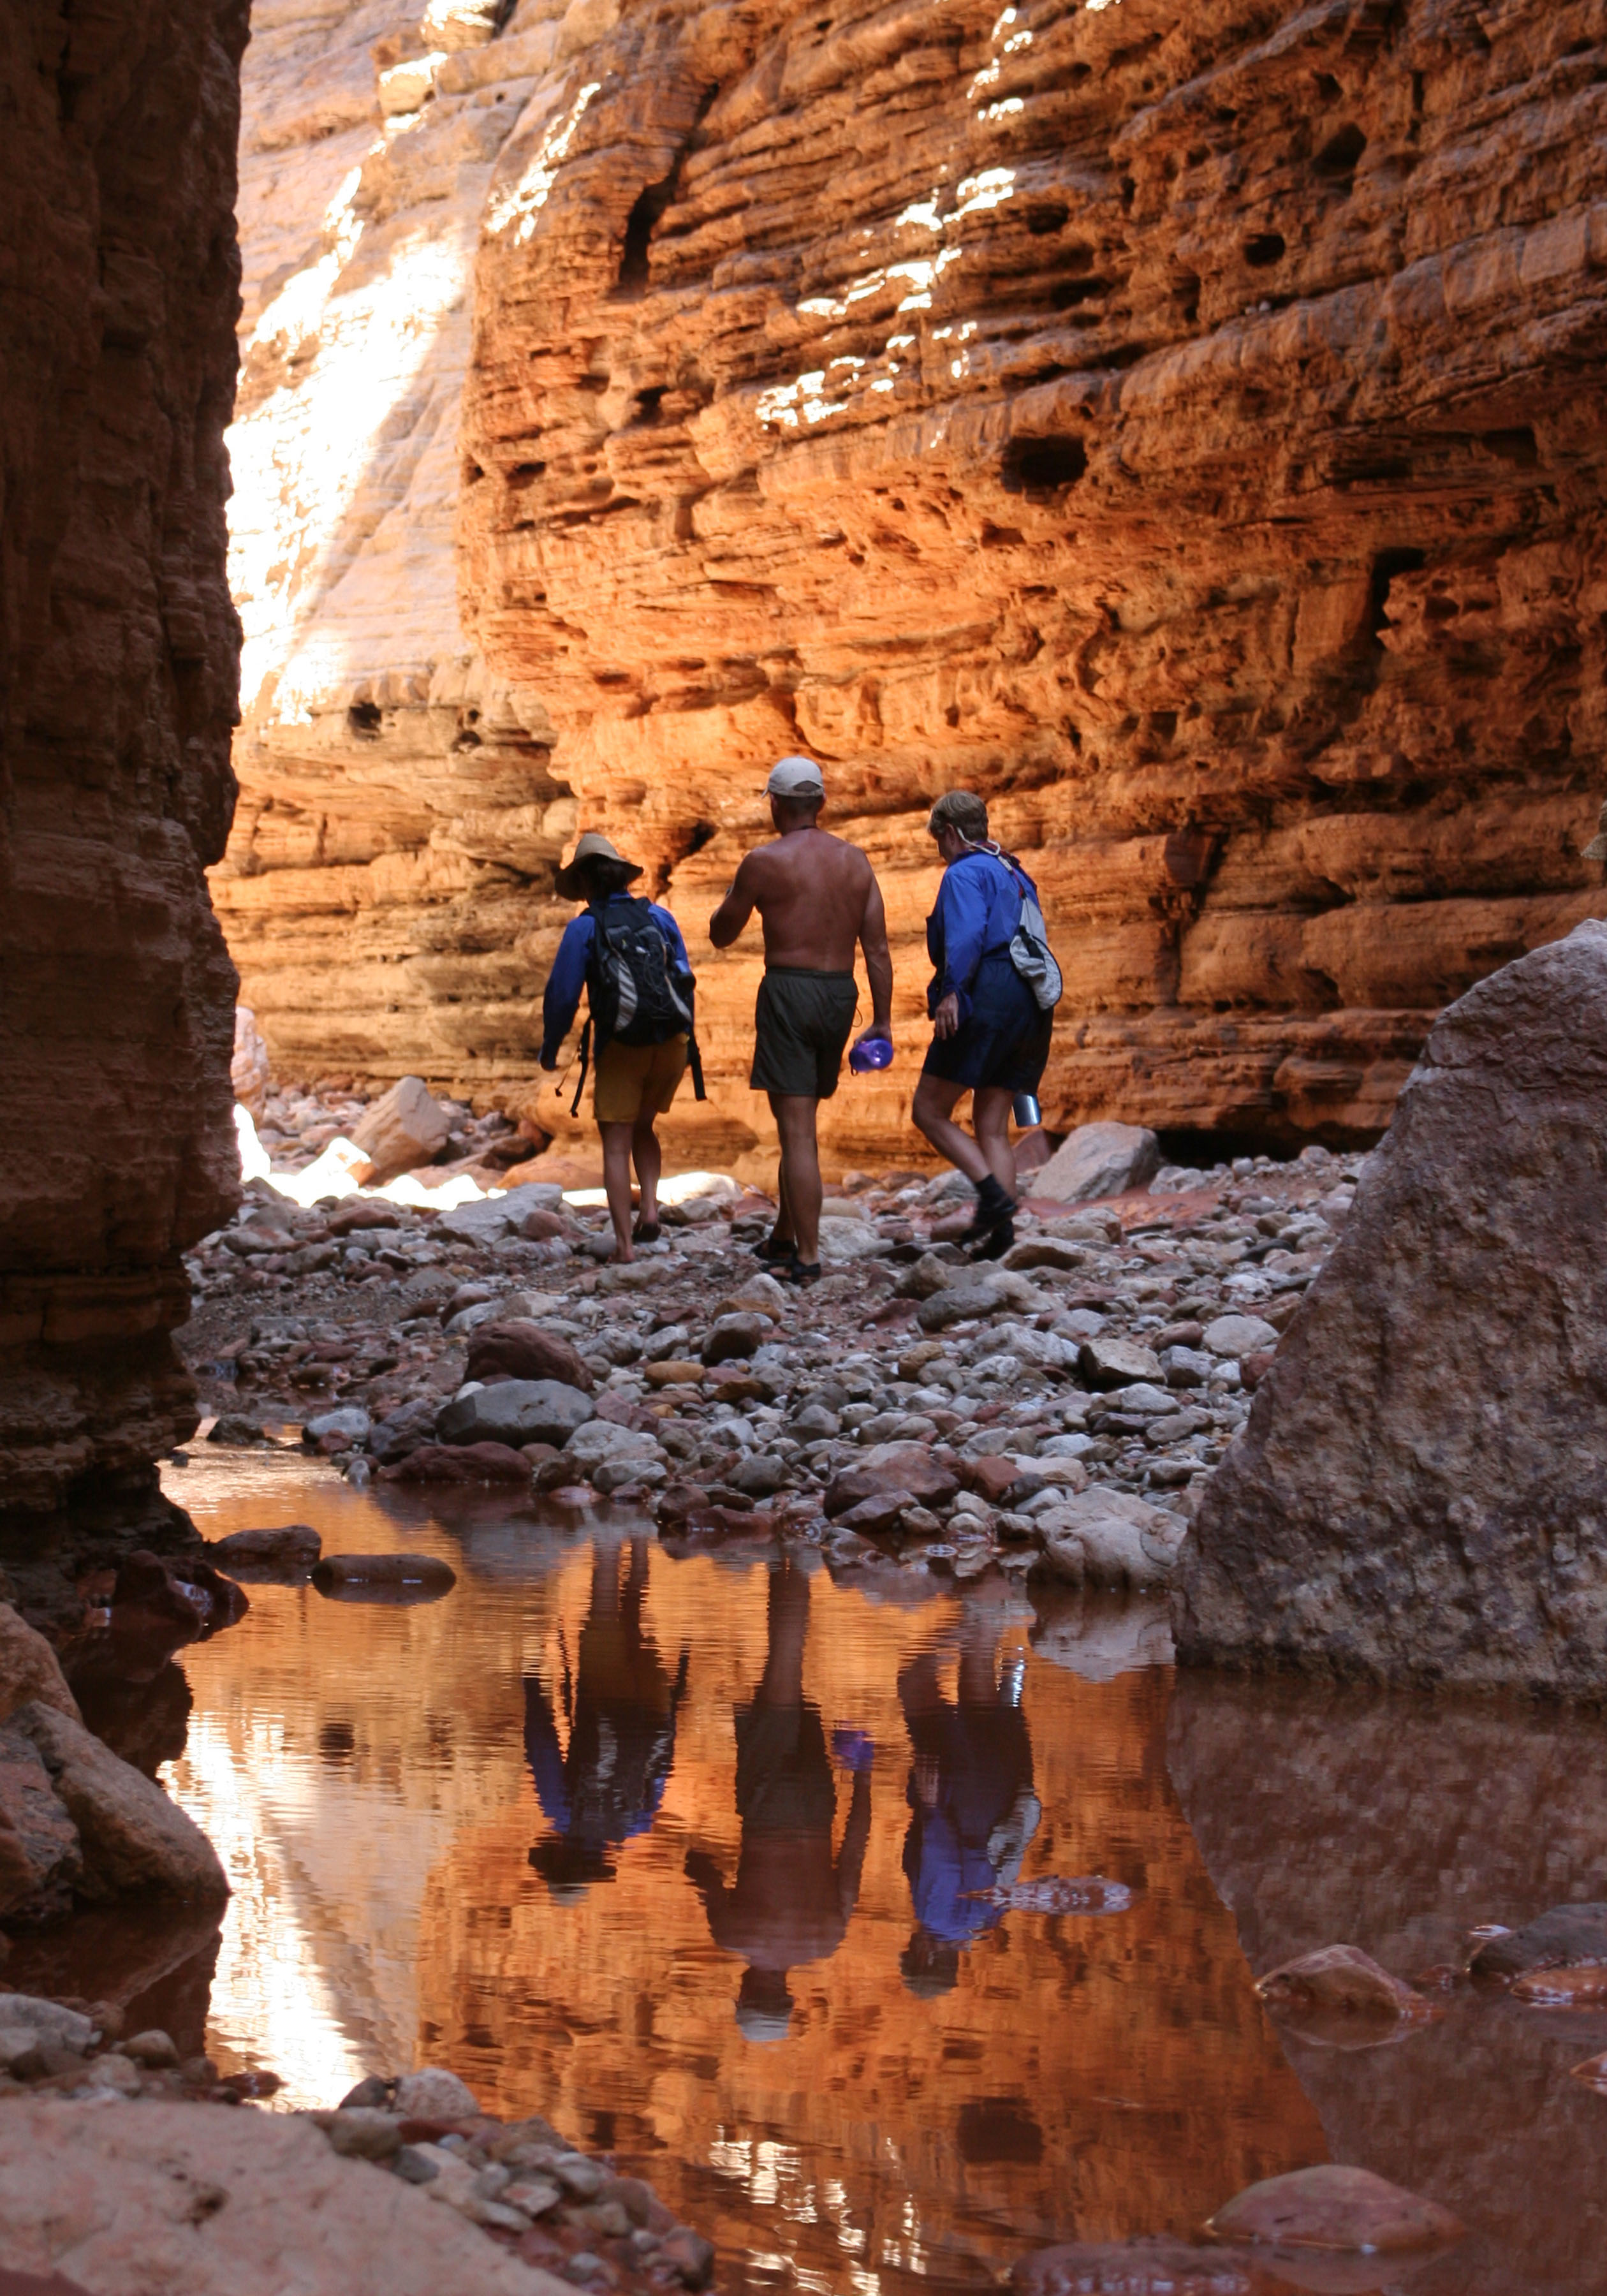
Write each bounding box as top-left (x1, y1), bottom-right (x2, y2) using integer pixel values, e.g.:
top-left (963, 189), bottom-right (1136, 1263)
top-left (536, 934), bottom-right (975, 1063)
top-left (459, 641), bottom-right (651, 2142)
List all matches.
top-left (1244, 232), bottom-right (1286, 268)
top-left (1370, 546), bottom-right (1427, 642)
top-left (1001, 436), bottom-right (1087, 494)
top-left (619, 177), bottom-right (676, 291)
top-left (346, 700), bottom-right (381, 738)
top-left (1314, 123), bottom-right (1367, 179)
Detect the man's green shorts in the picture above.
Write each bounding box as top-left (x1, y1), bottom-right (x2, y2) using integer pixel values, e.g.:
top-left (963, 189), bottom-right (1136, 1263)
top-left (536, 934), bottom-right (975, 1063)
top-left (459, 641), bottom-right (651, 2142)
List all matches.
top-left (751, 966), bottom-right (858, 1100)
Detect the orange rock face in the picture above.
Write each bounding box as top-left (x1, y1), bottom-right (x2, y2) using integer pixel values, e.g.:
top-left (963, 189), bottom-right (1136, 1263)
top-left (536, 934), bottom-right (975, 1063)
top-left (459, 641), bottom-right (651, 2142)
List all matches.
top-left (450, 0), bottom-right (1607, 1166)
top-left (0, 1), bottom-right (246, 1523)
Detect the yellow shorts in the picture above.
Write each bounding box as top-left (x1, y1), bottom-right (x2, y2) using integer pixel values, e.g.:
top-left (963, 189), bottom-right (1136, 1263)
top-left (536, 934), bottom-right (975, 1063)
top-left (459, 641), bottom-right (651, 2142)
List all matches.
top-left (594, 1034), bottom-right (688, 1125)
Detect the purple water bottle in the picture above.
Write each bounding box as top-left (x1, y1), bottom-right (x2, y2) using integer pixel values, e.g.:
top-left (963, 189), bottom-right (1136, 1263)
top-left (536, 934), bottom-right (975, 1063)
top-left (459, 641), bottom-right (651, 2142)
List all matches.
top-left (849, 1032), bottom-right (893, 1075)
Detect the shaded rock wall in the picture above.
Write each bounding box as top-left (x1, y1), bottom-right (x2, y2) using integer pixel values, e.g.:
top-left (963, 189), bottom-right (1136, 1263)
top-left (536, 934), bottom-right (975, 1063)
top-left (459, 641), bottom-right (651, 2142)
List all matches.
top-left (221, 0), bottom-right (1607, 1173)
top-left (0, 1), bottom-right (247, 1527)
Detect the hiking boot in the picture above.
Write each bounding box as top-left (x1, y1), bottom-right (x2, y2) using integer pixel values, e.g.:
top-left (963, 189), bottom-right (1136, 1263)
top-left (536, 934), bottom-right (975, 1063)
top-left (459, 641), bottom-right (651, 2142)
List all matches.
top-left (958, 1173), bottom-right (1017, 1249)
top-left (974, 1218), bottom-right (1016, 1262)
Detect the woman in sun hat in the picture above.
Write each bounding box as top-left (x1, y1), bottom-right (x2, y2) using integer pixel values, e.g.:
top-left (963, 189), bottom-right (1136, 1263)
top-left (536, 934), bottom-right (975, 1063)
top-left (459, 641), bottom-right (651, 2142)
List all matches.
top-left (911, 790), bottom-right (1053, 1258)
top-left (540, 832), bottom-right (698, 1263)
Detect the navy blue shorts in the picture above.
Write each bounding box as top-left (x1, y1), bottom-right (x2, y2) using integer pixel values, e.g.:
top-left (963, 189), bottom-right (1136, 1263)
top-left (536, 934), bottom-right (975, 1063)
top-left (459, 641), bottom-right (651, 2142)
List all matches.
top-left (922, 954), bottom-right (1051, 1094)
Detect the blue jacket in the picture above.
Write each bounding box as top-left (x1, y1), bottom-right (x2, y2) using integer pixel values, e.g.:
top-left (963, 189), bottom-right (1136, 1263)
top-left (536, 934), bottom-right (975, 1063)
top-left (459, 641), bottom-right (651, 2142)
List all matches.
top-left (927, 848), bottom-right (1036, 1024)
top-left (541, 897), bottom-right (693, 1061)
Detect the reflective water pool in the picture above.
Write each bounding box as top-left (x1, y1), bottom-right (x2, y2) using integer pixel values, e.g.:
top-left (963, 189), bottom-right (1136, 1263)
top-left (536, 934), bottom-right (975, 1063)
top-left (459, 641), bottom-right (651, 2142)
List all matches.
top-left (34, 1450), bottom-right (1607, 2293)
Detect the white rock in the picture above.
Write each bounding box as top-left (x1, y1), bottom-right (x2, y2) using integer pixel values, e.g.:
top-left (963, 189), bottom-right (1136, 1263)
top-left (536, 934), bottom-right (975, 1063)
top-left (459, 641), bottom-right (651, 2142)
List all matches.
top-left (1203, 1313), bottom-right (1279, 1356)
top-left (393, 2066), bottom-right (481, 2121)
top-left (1033, 1122), bottom-right (1160, 1203)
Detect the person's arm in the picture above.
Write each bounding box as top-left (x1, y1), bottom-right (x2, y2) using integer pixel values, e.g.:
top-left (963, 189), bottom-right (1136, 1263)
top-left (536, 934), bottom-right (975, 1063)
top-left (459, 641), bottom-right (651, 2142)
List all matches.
top-left (540, 915), bottom-right (592, 1064)
top-left (708, 854), bottom-right (759, 949)
top-left (858, 864), bottom-right (893, 1037)
top-left (932, 866), bottom-right (988, 1029)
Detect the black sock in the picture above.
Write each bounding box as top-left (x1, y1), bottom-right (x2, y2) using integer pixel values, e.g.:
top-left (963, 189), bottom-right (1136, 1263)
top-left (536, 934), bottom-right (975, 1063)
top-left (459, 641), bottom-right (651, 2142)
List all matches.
top-left (974, 1173), bottom-right (1012, 1214)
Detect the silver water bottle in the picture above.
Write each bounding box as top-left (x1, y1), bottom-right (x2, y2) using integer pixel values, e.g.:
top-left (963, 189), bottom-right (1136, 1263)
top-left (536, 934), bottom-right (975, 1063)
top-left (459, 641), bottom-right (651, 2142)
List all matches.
top-left (1012, 1093), bottom-right (1041, 1128)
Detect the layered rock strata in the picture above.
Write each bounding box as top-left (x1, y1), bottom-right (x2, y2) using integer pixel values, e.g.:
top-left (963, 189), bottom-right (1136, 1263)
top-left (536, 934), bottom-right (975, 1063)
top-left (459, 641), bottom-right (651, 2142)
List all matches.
top-left (216, 0), bottom-right (1607, 1171)
top-left (0, 1), bottom-right (247, 1531)
top-left (1175, 923), bottom-right (1607, 1695)
top-left (457, 0), bottom-right (1607, 1169)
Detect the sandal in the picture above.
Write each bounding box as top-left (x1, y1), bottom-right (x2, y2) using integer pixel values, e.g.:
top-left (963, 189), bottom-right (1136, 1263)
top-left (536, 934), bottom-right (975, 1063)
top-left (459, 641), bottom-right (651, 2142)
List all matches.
top-left (631, 1219), bottom-right (661, 1243)
top-left (754, 1231), bottom-right (797, 1263)
top-left (782, 1257), bottom-right (823, 1286)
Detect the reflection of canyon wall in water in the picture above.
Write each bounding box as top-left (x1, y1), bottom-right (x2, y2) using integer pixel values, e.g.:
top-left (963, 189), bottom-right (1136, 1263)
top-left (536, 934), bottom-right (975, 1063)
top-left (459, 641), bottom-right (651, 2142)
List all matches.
top-left (415, 1555), bottom-right (1322, 2289)
top-left (1168, 1674), bottom-right (1607, 2296)
top-left (0, 1), bottom-right (244, 1531)
top-left (223, 0), bottom-right (1607, 1175)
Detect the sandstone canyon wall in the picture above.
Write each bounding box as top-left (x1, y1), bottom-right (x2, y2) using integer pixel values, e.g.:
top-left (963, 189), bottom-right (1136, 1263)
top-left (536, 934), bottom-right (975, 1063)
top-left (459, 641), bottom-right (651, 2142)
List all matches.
top-left (221, 0), bottom-right (1607, 1175)
top-left (0, 1), bottom-right (246, 1533)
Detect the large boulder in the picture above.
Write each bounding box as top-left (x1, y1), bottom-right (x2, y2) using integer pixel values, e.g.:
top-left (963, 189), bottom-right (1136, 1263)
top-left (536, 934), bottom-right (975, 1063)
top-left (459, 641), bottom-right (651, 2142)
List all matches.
top-left (1032, 1122), bottom-right (1159, 1203)
top-left (1174, 923), bottom-right (1607, 1694)
top-left (8, 1703), bottom-right (227, 1902)
top-left (0, 1725), bottom-right (81, 1917)
top-left (436, 1379), bottom-right (592, 1448)
top-left (349, 1075), bottom-right (451, 1185)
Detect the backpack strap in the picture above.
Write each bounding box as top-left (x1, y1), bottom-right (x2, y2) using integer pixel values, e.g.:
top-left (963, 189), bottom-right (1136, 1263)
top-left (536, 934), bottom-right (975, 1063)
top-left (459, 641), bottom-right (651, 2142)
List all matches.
top-left (687, 1033), bottom-right (707, 1103)
top-left (569, 1015), bottom-right (592, 1116)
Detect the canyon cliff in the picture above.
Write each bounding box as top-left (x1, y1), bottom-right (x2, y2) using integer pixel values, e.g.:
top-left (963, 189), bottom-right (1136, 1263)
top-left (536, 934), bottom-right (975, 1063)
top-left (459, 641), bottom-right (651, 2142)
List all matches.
top-left (220, 0), bottom-right (1607, 1176)
top-left (0, 1), bottom-right (246, 1535)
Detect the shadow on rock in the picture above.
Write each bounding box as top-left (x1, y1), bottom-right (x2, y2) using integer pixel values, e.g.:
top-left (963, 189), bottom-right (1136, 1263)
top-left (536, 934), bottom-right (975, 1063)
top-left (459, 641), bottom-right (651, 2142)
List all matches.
top-left (1168, 1672), bottom-right (1607, 2295)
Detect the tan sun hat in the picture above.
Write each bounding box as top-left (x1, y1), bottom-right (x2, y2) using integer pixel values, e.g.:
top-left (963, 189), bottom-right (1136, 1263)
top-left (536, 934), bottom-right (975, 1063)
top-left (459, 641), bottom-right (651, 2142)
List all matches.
top-left (554, 830), bottom-right (643, 901)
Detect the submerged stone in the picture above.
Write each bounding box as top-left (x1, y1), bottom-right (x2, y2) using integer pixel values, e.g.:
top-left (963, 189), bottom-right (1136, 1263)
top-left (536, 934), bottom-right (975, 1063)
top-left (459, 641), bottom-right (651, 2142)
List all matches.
top-left (1209, 2165), bottom-right (1462, 2256)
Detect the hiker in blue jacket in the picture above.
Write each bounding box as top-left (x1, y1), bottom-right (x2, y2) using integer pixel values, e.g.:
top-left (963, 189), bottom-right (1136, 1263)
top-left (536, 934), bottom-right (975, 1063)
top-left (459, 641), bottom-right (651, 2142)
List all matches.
top-left (540, 832), bottom-right (697, 1263)
top-left (912, 790), bottom-right (1053, 1258)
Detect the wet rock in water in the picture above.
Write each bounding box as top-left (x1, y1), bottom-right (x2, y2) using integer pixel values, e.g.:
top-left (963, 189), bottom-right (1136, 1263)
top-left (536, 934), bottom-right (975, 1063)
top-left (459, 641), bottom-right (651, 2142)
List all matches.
top-left (825, 1441), bottom-right (959, 1519)
top-left (8, 1702), bottom-right (227, 1902)
top-left (110, 1550), bottom-right (247, 1642)
top-left (1208, 2163), bottom-right (1462, 2256)
top-left (302, 1405), bottom-right (372, 1454)
top-left (205, 1523), bottom-right (321, 1573)
top-left (1012, 2237), bottom-right (1264, 2295)
top-left (369, 1397), bottom-right (442, 1465)
top-left (436, 1378), bottom-right (593, 1448)
top-left (1175, 925), bottom-right (1607, 1694)
top-left (1567, 2050), bottom-right (1607, 2092)
top-left (313, 1555), bottom-right (457, 1603)
top-left (701, 1312), bottom-right (768, 1365)
top-left (384, 1442), bottom-right (533, 1485)
top-left (1511, 1966), bottom-right (1607, 2006)
top-left (205, 1412), bottom-right (270, 1446)
top-left (1256, 1945), bottom-right (1437, 2036)
top-left (0, 1604), bottom-right (83, 1726)
top-left (1032, 1122), bottom-right (1161, 1204)
top-left (464, 1320), bottom-right (594, 1392)
top-left (1467, 1902), bottom-right (1607, 1984)
top-left (972, 1875), bottom-right (1134, 1915)
top-left (1078, 1337), bottom-right (1163, 1389)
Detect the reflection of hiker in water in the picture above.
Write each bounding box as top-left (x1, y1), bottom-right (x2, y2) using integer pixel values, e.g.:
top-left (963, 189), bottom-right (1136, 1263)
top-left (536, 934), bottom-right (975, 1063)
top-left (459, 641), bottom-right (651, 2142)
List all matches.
top-left (685, 1557), bottom-right (872, 2043)
top-left (525, 1538), bottom-right (689, 1899)
top-left (898, 1623), bottom-right (1039, 1998)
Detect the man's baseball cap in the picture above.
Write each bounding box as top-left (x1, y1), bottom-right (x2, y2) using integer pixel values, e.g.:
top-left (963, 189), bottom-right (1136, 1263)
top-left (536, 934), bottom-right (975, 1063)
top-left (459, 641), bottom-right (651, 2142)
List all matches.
top-left (765, 754), bottom-right (825, 799)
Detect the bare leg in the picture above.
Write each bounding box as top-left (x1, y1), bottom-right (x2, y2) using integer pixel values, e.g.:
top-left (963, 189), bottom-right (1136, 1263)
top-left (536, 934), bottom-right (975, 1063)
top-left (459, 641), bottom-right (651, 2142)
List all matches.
top-left (911, 1073), bottom-right (991, 1186)
top-left (769, 1093), bottom-right (823, 1263)
top-left (631, 1118), bottom-right (661, 1230)
top-left (599, 1121), bottom-right (636, 1261)
top-left (772, 1163), bottom-right (796, 1249)
top-left (972, 1086), bottom-right (1018, 1198)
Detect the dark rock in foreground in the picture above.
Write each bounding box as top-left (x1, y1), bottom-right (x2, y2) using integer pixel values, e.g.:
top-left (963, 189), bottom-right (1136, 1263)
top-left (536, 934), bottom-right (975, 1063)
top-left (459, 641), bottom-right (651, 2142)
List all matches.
top-left (1175, 922), bottom-right (1607, 1694)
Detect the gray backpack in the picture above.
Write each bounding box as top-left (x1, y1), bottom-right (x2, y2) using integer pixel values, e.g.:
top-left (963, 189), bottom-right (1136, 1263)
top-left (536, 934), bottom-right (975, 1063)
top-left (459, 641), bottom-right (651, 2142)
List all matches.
top-left (1001, 860), bottom-right (1062, 1010)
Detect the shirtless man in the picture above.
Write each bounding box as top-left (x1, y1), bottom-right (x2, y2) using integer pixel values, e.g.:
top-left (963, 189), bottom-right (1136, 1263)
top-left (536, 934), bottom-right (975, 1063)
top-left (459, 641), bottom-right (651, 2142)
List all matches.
top-left (709, 756), bottom-right (893, 1283)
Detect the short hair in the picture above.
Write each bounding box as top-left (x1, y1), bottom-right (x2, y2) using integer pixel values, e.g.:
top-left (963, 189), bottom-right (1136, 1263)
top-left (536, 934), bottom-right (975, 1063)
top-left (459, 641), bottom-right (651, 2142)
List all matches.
top-left (579, 854), bottom-right (637, 899)
top-left (771, 790), bottom-right (824, 826)
top-left (928, 790), bottom-right (990, 844)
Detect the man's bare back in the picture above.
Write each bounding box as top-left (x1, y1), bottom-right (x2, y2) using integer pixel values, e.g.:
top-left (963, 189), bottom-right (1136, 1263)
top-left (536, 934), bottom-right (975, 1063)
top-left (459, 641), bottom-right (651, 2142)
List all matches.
top-left (711, 827), bottom-right (879, 973)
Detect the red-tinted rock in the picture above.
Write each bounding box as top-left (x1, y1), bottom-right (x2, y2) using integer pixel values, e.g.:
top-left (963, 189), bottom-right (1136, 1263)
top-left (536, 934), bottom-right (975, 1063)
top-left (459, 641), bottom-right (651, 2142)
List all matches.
top-left (965, 1455), bottom-right (1029, 1505)
top-left (1468, 1902), bottom-right (1607, 1984)
top-left (825, 1443), bottom-right (958, 1520)
top-left (205, 1524), bottom-right (321, 1571)
top-left (464, 1320), bottom-right (594, 1392)
top-left (0, 1728), bottom-right (80, 1920)
top-left (1256, 1946), bottom-right (1437, 2038)
top-left (380, 1443), bottom-right (531, 1485)
top-left (1210, 2165), bottom-right (1462, 2255)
